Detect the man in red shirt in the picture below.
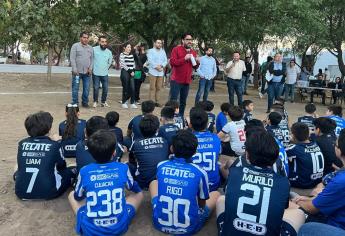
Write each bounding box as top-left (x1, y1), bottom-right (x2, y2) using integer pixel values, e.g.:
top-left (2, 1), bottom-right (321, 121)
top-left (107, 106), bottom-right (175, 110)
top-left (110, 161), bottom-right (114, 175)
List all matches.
top-left (170, 33), bottom-right (198, 117)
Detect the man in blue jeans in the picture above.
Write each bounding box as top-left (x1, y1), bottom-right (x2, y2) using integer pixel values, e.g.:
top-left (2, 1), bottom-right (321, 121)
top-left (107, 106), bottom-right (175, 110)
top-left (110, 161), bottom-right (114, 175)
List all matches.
top-left (267, 53), bottom-right (286, 113)
top-left (242, 56), bottom-right (252, 95)
top-left (225, 52), bottom-right (246, 106)
top-left (92, 36), bottom-right (113, 108)
top-left (70, 32), bottom-right (93, 108)
top-left (195, 47), bottom-right (217, 104)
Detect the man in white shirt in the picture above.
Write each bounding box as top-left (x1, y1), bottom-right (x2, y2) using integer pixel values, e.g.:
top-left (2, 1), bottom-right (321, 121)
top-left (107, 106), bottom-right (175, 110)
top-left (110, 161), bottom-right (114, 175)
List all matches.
top-left (147, 39), bottom-right (167, 107)
top-left (225, 52), bottom-right (246, 106)
top-left (284, 59), bottom-right (300, 103)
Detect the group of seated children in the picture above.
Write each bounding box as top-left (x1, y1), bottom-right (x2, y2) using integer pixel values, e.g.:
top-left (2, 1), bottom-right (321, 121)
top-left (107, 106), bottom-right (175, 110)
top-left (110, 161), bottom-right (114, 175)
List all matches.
top-left (14, 99), bottom-right (345, 235)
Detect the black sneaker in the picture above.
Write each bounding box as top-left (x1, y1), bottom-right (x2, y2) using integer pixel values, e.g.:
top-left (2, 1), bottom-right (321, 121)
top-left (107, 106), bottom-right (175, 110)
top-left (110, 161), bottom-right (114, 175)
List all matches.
top-left (82, 103), bottom-right (89, 108)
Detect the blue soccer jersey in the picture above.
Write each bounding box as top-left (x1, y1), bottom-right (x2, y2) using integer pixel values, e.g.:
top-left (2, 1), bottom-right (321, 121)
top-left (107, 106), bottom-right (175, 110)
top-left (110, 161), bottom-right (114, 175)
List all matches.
top-left (174, 113), bottom-right (185, 129)
top-left (192, 131), bottom-right (221, 191)
top-left (128, 115), bottom-right (144, 140)
top-left (276, 138), bottom-right (289, 176)
top-left (74, 162), bottom-right (141, 235)
top-left (153, 157), bottom-right (210, 235)
top-left (287, 142), bottom-right (325, 188)
top-left (130, 136), bottom-right (169, 189)
top-left (216, 112), bottom-right (228, 133)
top-left (278, 119), bottom-right (290, 147)
top-left (326, 115), bottom-right (345, 137)
top-left (298, 115), bottom-right (316, 141)
top-left (222, 165), bottom-right (290, 236)
top-left (158, 124), bottom-right (179, 147)
top-left (15, 136), bottom-right (67, 199)
top-left (207, 112), bottom-right (216, 133)
top-left (59, 119), bottom-right (86, 157)
top-left (243, 110), bottom-right (253, 124)
top-left (266, 125), bottom-right (284, 145)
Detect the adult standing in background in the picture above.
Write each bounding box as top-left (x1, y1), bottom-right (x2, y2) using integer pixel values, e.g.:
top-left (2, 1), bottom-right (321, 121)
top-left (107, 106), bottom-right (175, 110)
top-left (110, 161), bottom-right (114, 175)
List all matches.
top-left (147, 39), bottom-right (167, 107)
top-left (133, 43), bottom-right (147, 105)
top-left (92, 36), bottom-right (113, 108)
top-left (259, 56), bottom-right (273, 98)
top-left (170, 33), bottom-right (198, 117)
top-left (195, 46), bottom-right (217, 104)
top-left (267, 53), bottom-right (286, 113)
top-left (242, 56), bottom-right (253, 95)
top-left (225, 51), bottom-right (246, 106)
top-left (70, 32), bottom-right (93, 107)
top-left (119, 43), bottom-right (137, 109)
top-left (284, 59), bottom-right (300, 103)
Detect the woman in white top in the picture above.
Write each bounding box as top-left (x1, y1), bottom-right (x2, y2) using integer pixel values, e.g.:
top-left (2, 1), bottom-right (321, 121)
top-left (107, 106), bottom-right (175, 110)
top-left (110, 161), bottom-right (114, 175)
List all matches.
top-left (284, 59), bottom-right (300, 103)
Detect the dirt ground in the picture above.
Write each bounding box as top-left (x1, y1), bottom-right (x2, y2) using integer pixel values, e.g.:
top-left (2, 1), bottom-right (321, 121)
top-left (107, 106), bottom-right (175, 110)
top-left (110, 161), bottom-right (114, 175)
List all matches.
top-left (0, 73), bottom-right (333, 236)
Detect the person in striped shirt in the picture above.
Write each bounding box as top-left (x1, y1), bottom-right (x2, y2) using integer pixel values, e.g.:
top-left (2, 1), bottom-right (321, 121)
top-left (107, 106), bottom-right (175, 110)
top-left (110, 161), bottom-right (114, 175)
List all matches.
top-left (120, 43), bottom-right (137, 109)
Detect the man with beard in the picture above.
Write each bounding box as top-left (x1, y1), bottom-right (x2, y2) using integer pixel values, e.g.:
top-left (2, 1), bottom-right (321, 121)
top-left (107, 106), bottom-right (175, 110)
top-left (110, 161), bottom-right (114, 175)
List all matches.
top-left (170, 33), bottom-right (198, 117)
top-left (195, 46), bottom-right (217, 104)
top-left (92, 36), bottom-right (113, 108)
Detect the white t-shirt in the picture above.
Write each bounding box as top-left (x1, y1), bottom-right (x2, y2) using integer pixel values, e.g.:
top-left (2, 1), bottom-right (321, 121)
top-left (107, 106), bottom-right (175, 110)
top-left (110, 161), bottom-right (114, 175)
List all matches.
top-left (225, 60), bottom-right (246, 80)
top-left (222, 120), bottom-right (246, 155)
top-left (285, 65), bottom-right (300, 84)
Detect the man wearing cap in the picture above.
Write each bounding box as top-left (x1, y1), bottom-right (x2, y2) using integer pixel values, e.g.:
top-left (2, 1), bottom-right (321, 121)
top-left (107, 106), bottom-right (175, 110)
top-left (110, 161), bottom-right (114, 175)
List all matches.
top-left (284, 59), bottom-right (300, 103)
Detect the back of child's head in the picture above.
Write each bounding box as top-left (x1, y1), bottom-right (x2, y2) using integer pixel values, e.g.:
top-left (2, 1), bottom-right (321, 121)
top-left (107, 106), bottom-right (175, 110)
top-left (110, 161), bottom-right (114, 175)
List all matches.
top-left (245, 130), bottom-right (279, 168)
top-left (242, 100), bottom-right (253, 109)
top-left (228, 106), bottom-right (243, 121)
top-left (328, 105), bottom-right (343, 117)
top-left (25, 111), bottom-right (53, 137)
top-left (87, 129), bottom-right (116, 164)
top-left (63, 104), bottom-right (79, 139)
top-left (268, 112), bottom-right (282, 126)
top-left (172, 130), bottom-right (198, 158)
top-left (165, 100), bottom-right (179, 111)
top-left (245, 126), bottom-right (266, 140)
top-left (220, 102), bottom-right (231, 113)
top-left (291, 122), bottom-right (309, 142)
top-left (139, 114), bottom-right (160, 138)
top-left (305, 103), bottom-right (316, 114)
top-left (313, 117), bottom-right (336, 134)
top-left (190, 107), bottom-right (208, 132)
top-left (337, 129), bottom-right (345, 157)
top-left (86, 116), bottom-right (109, 137)
top-left (161, 106), bottom-right (175, 120)
top-left (105, 111), bottom-right (119, 127)
top-left (141, 100), bottom-right (156, 114)
top-left (274, 98), bottom-right (285, 106)
top-left (270, 104), bottom-right (285, 117)
top-left (204, 101), bottom-right (214, 112)
top-left (245, 119), bottom-right (264, 133)
top-left (195, 101), bottom-right (206, 110)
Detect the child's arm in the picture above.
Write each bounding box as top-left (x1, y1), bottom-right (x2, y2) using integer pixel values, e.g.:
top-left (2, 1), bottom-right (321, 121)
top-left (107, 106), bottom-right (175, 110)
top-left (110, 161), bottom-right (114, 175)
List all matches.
top-left (293, 196), bottom-right (319, 215)
top-left (126, 167), bottom-right (142, 193)
top-left (74, 173), bottom-right (86, 201)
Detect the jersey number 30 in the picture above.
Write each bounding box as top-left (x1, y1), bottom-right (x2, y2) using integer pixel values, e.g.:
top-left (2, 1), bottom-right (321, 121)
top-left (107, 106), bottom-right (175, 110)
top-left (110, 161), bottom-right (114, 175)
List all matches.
top-left (158, 196), bottom-right (190, 228)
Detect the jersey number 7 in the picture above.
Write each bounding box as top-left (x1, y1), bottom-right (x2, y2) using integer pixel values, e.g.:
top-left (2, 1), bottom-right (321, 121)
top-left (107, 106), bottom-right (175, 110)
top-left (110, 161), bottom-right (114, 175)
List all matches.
top-left (26, 167), bottom-right (39, 193)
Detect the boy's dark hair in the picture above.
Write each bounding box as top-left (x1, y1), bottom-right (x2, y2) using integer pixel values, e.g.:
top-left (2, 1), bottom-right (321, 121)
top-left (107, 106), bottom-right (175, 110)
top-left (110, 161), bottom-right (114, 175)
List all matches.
top-left (161, 106), bottom-right (175, 120)
top-left (245, 119), bottom-right (264, 133)
top-left (195, 101), bottom-right (205, 110)
top-left (275, 98), bottom-right (285, 105)
top-left (270, 104), bottom-right (285, 117)
top-left (63, 105), bottom-right (79, 139)
top-left (313, 117), bottom-right (336, 134)
top-left (220, 102), bottom-right (231, 113)
top-left (291, 122), bottom-right (309, 142)
top-left (172, 130), bottom-right (198, 158)
top-left (139, 114), bottom-right (160, 138)
top-left (305, 103), bottom-right (316, 114)
top-left (204, 100), bottom-right (214, 112)
top-left (328, 105), bottom-right (343, 117)
top-left (25, 111), bottom-right (53, 137)
top-left (268, 112), bottom-right (282, 126)
top-left (242, 100), bottom-right (253, 109)
top-left (87, 130), bottom-right (116, 164)
top-left (141, 100), bottom-right (156, 114)
top-left (105, 111), bottom-right (119, 127)
top-left (190, 107), bottom-right (208, 132)
top-left (337, 129), bottom-right (345, 156)
top-left (245, 126), bottom-right (266, 139)
top-left (246, 130), bottom-right (279, 167)
top-left (228, 106), bottom-right (244, 121)
top-left (165, 100), bottom-right (179, 110)
top-left (86, 116), bottom-right (109, 137)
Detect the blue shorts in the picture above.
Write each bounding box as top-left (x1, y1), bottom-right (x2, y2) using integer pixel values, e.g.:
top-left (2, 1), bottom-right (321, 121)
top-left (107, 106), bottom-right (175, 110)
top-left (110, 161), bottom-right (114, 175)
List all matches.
top-left (76, 204), bottom-right (136, 236)
top-left (151, 196), bottom-right (210, 235)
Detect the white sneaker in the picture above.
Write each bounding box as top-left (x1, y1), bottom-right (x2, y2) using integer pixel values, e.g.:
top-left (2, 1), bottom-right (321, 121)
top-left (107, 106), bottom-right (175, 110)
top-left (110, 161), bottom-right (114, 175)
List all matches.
top-left (121, 103), bottom-right (128, 109)
top-left (130, 103), bottom-right (138, 109)
top-left (259, 92), bottom-right (263, 99)
top-left (101, 102), bottom-right (110, 107)
top-left (93, 102), bottom-right (97, 108)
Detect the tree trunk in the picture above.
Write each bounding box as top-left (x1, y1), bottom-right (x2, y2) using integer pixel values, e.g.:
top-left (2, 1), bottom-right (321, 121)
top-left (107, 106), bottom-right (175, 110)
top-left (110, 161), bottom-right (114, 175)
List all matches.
top-left (54, 46), bottom-right (63, 66)
top-left (11, 43), bottom-right (16, 64)
top-left (251, 46), bottom-right (259, 89)
top-left (335, 46), bottom-right (345, 78)
top-left (47, 45), bottom-right (53, 81)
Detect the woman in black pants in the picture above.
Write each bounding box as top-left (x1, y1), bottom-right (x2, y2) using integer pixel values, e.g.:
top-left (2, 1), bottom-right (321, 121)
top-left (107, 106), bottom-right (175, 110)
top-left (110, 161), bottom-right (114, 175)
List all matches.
top-left (119, 43), bottom-right (137, 109)
top-left (133, 44), bottom-right (147, 105)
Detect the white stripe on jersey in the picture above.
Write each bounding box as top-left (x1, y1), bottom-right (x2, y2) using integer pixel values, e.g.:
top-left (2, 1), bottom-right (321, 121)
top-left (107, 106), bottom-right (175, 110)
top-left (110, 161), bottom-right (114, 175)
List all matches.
top-left (157, 160), bottom-right (169, 169)
top-left (126, 167), bottom-right (134, 190)
top-left (54, 166), bottom-right (62, 190)
top-left (75, 173), bottom-right (83, 198)
top-left (191, 163), bottom-right (210, 199)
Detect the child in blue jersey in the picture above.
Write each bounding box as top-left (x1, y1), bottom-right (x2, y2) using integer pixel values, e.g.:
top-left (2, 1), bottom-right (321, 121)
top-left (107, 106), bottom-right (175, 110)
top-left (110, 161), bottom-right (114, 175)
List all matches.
top-left (313, 118), bottom-right (343, 175)
top-left (201, 100), bottom-right (216, 133)
top-left (271, 100), bottom-right (290, 147)
top-left (297, 103), bottom-right (317, 141)
top-left (129, 114), bottom-right (169, 189)
top-left (149, 130), bottom-right (220, 235)
top-left (165, 100), bottom-right (186, 129)
top-left (59, 104), bottom-right (86, 158)
top-left (266, 112), bottom-right (285, 144)
top-left (15, 111), bottom-right (75, 200)
top-left (158, 106), bottom-right (179, 147)
top-left (68, 130), bottom-right (143, 236)
top-left (105, 111), bottom-right (123, 145)
top-left (216, 130), bottom-right (305, 236)
top-left (190, 107), bottom-right (221, 191)
top-left (242, 99), bottom-right (254, 124)
top-left (325, 105), bottom-right (345, 137)
top-left (216, 102), bottom-right (230, 133)
top-left (76, 116), bottom-right (109, 172)
top-left (293, 129), bottom-right (345, 231)
top-left (287, 122), bottom-right (325, 189)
